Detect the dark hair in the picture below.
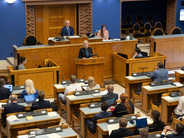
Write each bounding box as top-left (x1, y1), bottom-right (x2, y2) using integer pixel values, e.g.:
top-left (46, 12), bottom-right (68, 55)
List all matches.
top-left (70, 75), bottom-right (77, 83)
top-left (176, 123), bottom-right (184, 133)
top-left (135, 47), bottom-right (141, 54)
top-left (157, 62), bottom-right (163, 69)
top-left (38, 90), bottom-right (45, 101)
top-left (0, 78), bottom-right (5, 86)
top-left (151, 110), bottom-right (161, 122)
top-left (119, 118), bottom-right (128, 127)
top-left (101, 101), bottom-right (109, 111)
top-left (20, 57), bottom-right (26, 63)
top-left (120, 93), bottom-right (132, 114)
top-left (101, 24), bottom-right (106, 38)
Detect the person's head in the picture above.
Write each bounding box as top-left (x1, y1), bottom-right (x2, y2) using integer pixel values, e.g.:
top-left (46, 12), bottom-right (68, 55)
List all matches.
top-left (140, 128), bottom-right (149, 138)
top-left (83, 40), bottom-right (89, 49)
top-left (65, 20), bottom-right (70, 27)
top-left (88, 76), bottom-right (96, 88)
top-left (9, 95), bottom-right (18, 103)
top-left (151, 110), bottom-right (161, 122)
top-left (25, 79), bottom-right (36, 95)
top-left (119, 118), bottom-right (128, 128)
top-left (0, 78), bottom-right (5, 86)
top-left (156, 62), bottom-right (163, 70)
top-left (179, 87), bottom-right (184, 96)
top-left (20, 57), bottom-right (26, 64)
top-left (38, 90), bottom-right (45, 101)
top-left (120, 93), bottom-right (132, 114)
top-left (135, 47), bottom-right (141, 55)
top-left (107, 84), bottom-right (114, 93)
top-left (70, 75), bottom-right (77, 84)
top-left (175, 123), bottom-right (184, 134)
top-left (101, 101), bottom-right (109, 112)
top-left (101, 24), bottom-right (106, 37)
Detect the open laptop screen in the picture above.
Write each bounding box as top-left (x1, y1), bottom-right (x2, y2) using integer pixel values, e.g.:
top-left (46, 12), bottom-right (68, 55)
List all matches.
top-left (24, 94), bottom-right (36, 103)
top-left (4, 84), bottom-right (13, 92)
top-left (136, 117), bottom-right (148, 129)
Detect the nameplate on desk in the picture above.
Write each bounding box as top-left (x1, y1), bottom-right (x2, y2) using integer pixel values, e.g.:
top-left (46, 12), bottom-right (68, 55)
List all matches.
top-left (170, 92), bottom-right (180, 97)
top-left (107, 115), bottom-right (137, 124)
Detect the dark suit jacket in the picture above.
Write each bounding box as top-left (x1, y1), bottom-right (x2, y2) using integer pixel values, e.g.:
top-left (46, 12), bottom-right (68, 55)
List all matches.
top-left (161, 133), bottom-right (184, 138)
top-left (31, 100), bottom-right (50, 111)
top-left (149, 121), bottom-right (165, 132)
top-left (113, 101), bottom-right (134, 117)
top-left (109, 128), bottom-right (134, 138)
top-left (78, 47), bottom-right (93, 59)
top-left (101, 92), bottom-right (118, 102)
top-left (2, 103), bottom-right (25, 123)
top-left (0, 85), bottom-right (11, 100)
top-left (61, 26), bottom-right (74, 36)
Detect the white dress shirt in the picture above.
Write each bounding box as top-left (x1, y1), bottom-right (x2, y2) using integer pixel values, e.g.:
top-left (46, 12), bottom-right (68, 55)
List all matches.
top-left (64, 83), bottom-right (82, 97)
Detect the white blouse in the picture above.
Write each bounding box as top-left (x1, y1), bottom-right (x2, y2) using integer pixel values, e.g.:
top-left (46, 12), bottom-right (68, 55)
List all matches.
top-left (174, 96), bottom-right (184, 115)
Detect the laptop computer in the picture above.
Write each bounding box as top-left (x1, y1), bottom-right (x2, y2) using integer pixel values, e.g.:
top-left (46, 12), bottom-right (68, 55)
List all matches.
top-left (24, 94), bottom-right (36, 104)
top-left (4, 84), bottom-right (13, 92)
top-left (136, 117), bottom-right (148, 130)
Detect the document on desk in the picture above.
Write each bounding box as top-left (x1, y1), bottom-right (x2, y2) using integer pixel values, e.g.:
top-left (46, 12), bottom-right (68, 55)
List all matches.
top-left (177, 70), bottom-right (184, 74)
top-left (68, 36), bottom-right (79, 38)
top-left (143, 86), bottom-right (152, 90)
top-left (48, 112), bottom-right (57, 117)
top-left (7, 115), bottom-right (19, 122)
top-left (77, 83), bottom-right (85, 86)
top-left (108, 124), bottom-right (119, 135)
top-left (47, 133), bottom-right (61, 138)
top-left (67, 95), bottom-right (77, 99)
top-left (174, 82), bottom-right (183, 87)
top-left (55, 85), bottom-right (64, 89)
top-left (17, 135), bottom-right (28, 138)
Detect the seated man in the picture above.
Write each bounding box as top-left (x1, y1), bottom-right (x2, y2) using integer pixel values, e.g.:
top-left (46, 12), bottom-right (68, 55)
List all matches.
top-left (31, 90), bottom-right (50, 111)
top-left (151, 62), bottom-right (168, 82)
top-left (58, 75), bottom-right (82, 103)
top-left (2, 95), bottom-right (25, 124)
top-left (85, 101), bottom-right (112, 134)
top-left (0, 78), bottom-right (11, 100)
top-left (161, 123), bottom-right (184, 138)
top-left (140, 128), bottom-right (149, 138)
top-left (101, 84), bottom-right (118, 102)
top-left (61, 20), bottom-right (74, 36)
top-left (109, 118), bottom-right (134, 138)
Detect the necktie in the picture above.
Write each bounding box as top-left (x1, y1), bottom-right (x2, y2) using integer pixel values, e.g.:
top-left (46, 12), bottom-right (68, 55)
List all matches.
top-left (86, 49), bottom-right (89, 58)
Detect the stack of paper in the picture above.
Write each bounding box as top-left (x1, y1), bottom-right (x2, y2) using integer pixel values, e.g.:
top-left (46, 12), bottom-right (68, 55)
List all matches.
top-left (47, 133), bottom-right (61, 138)
top-left (26, 116), bottom-right (33, 121)
top-left (48, 112), bottom-right (57, 117)
top-left (7, 115), bottom-right (19, 122)
top-left (67, 95), bottom-right (77, 99)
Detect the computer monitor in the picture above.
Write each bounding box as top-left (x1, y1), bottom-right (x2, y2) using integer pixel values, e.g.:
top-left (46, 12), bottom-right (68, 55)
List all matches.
top-left (4, 84), bottom-right (13, 92)
top-left (179, 9), bottom-right (184, 21)
top-left (24, 94), bottom-right (36, 103)
top-left (106, 98), bottom-right (117, 106)
top-left (117, 53), bottom-right (128, 59)
top-left (136, 117), bottom-right (148, 129)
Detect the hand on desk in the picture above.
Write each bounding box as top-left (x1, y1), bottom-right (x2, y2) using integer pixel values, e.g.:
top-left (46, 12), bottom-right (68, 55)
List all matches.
top-left (83, 57), bottom-right (86, 59)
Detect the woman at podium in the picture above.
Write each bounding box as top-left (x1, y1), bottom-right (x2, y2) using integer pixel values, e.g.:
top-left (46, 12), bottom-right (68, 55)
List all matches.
top-left (78, 40), bottom-right (93, 59)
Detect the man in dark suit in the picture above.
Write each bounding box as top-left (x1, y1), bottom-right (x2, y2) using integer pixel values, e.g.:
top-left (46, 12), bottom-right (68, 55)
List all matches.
top-left (61, 20), bottom-right (74, 36)
top-left (31, 90), bottom-right (50, 111)
top-left (0, 78), bottom-right (11, 100)
top-left (78, 40), bottom-right (93, 59)
top-left (85, 101), bottom-right (112, 134)
top-left (161, 123), bottom-right (184, 138)
top-left (101, 84), bottom-right (118, 102)
top-left (109, 118), bottom-right (134, 138)
top-left (2, 95), bottom-right (25, 124)
top-left (151, 62), bottom-right (168, 82)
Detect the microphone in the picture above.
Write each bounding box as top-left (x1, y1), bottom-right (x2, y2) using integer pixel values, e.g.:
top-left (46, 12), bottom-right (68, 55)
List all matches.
top-left (94, 48), bottom-right (99, 58)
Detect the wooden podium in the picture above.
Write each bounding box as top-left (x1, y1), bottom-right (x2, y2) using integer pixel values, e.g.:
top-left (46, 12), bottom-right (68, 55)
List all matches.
top-left (75, 57), bottom-right (105, 86)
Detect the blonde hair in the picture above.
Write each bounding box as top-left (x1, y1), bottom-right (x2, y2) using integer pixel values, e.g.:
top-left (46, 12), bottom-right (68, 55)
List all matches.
top-left (25, 79), bottom-right (36, 95)
top-left (179, 87), bottom-right (184, 96)
top-left (83, 40), bottom-right (89, 47)
top-left (88, 76), bottom-right (96, 88)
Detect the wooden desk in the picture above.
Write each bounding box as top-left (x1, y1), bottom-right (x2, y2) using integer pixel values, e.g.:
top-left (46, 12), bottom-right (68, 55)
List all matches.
top-left (8, 59), bottom-right (59, 98)
top-left (141, 82), bottom-right (183, 113)
top-left (113, 52), bottom-right (166, 87)
top-left (97, 117), bottom-right (152, 138)
top-left (125, 76), bottom-right (152, 98)
top-left (161, 95), bottom-right (179, 125)
top-left (175, 70), bottom-right (184, 84)
top-left (7, 111), bottom-right (61, 138)
top-left (150, 34), bottom-right (184, 69)
top-left (13, 39), bottom-right (137, 81)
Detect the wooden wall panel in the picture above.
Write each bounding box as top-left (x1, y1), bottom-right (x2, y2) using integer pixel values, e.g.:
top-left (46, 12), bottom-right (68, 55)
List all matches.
top-left (26, 5), bottom-right (35, 36)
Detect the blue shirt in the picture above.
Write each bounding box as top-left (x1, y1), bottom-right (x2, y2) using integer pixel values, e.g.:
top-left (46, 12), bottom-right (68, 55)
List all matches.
top-left (20, 89), bottom-right (38, 99)
top-left (133, 53), bottom-right (143, 58)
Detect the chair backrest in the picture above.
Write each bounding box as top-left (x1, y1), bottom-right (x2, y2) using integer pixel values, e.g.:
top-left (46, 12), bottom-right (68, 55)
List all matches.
top-left (18, 128), bottom-right (39, 136)
top-left (0, 99), bottom-right (8, 103)
top-left (155, 22), bottom-right (162, 28)
top-left (125, 15), bottom-right (132, 25)
top-left (136, 15), bottom-right (143, 24)
top-left (33, 108), bottom-right (52, 112)
top-left (152, 28), bottom-right (164, 36)
top-left (144, 22), bottom-right (152, 31)
top-left (97, 117), bottom-right (115, 124)
top-left (24, 35), bottom-right (37, 46)
top-left (147, 14), bottom-right (153, 23)
top-left (67, 91), bottom-right (75, 95)
top-left (80, 103), bottom-right (90, 108)
top-left (6, 112), bottom-right (26, 118)
top-left (170, 27), bottom-right (182, 34)
top-left (133, 23), bottom-right (141, 34)
top-left (48, 124), bottom-right (68, 129)
top-left (149, 131), bottom-right (162, 135)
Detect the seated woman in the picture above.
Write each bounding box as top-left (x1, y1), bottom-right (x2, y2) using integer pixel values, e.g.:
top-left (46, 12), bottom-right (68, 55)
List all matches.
top-left (20, 79), bottom-right (38, 99)
top-left (174, 87), bottom-right (184, 117)
top-left (97, 24), bottom-right (109, 40)
top-left (113, 93), bottom-right (134, 117)
top-left (86, 76), bottom-right (100, 90)
top-left (18, 57), bottom-right (26, 70)
top-left (149, 110), bottom-right (165, 132)
top-left (132, 47), bottom-right (143, 59)
top-left (78, 40), bottom-right (93, 59)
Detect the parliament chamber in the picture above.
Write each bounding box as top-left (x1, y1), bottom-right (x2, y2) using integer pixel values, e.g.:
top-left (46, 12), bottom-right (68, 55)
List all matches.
top-left (1, 0), bottom-right (184, 138)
